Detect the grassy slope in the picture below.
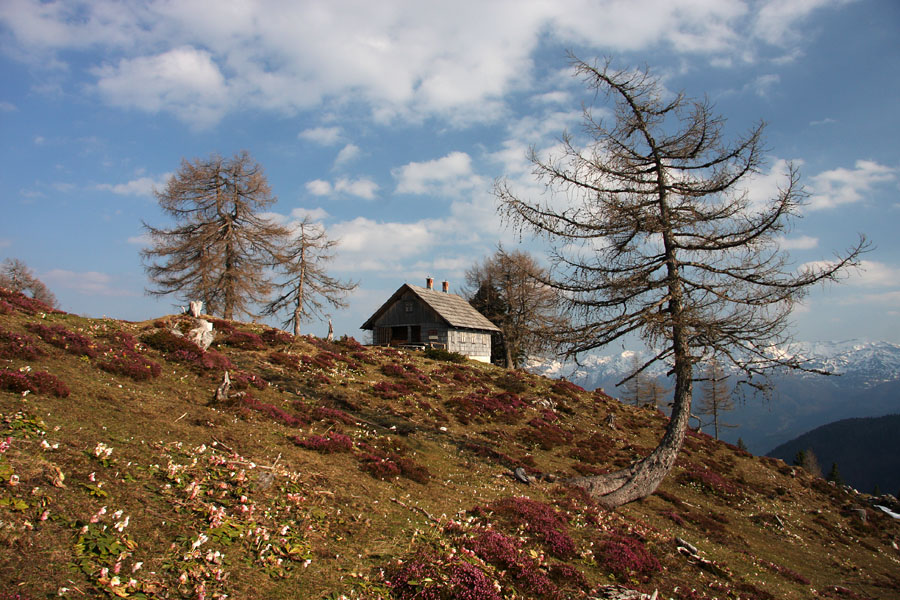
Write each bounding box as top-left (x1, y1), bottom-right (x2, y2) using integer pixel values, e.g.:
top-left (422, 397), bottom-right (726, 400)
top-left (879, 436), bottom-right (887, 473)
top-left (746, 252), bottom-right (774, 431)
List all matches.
top-left (0, 289), bottom-right (898, 600)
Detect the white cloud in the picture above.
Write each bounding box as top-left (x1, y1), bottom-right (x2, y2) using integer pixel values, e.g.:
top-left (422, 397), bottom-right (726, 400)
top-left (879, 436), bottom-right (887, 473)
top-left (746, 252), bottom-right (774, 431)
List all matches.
top-left (298, 126), bottom-right (342, 145)
top-left (305, 177), bottom-right (378, 199)
top-left (330, 217), bottom-right (434, 268)
top-left (334, 143), bottom-right (361, 166)
top-left (2, 0), bottom-right (847, 127)
top-left (850, 261), bottom-right (900, 288)
top-left (777, 235), bottom-right (818, 250)
top-left (96, 173), bottom-right (170, 197)
top-left (808, 160), bottom-right (897, 210)
top-left (0, 101), bottom-right (16, 112)
top-left (393, 151), bottom-right (481, 195)
top-left (92, 46), bottom-right (229, 128)
top-left (42, 269), bottom-right (135, 297)
top-left (742, 158), bottom-right (797, 210)
top-left (334, 177), bottom-right (378, 200)
top-left (290, 207), bottom-right (329, 222)
top-left (305, 179), bottom-right (332, 196)
top-left (752, 0), bottom-right (853, 47)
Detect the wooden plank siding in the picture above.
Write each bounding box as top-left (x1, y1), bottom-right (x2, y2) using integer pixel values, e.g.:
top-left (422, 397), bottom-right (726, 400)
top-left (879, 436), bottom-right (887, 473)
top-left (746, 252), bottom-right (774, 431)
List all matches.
top-left (361, 282), bottom-right (499, 363)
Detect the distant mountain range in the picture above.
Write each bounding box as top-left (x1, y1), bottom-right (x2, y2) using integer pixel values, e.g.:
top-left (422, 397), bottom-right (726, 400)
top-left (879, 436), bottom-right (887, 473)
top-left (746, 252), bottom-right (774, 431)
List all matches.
top-left (768, 414), bottom-right (900, 496)
top-left (528, 340), bottom-right (900, 455)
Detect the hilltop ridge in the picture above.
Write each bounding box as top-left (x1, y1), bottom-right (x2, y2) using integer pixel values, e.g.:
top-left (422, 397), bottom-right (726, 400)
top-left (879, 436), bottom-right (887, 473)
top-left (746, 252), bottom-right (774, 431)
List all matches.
top-left (1, 287), bottom-right (898, 599)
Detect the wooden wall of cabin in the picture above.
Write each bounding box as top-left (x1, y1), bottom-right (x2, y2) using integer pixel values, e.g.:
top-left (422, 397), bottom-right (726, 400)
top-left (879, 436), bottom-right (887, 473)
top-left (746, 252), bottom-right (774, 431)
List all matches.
top-left (371, 291), bottom-right (447, 345)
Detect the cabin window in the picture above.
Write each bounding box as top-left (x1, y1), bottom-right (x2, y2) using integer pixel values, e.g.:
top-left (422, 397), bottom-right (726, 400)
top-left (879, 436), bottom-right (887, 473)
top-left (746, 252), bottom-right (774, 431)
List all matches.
top-left (404, 301), bottom-right (414, 313)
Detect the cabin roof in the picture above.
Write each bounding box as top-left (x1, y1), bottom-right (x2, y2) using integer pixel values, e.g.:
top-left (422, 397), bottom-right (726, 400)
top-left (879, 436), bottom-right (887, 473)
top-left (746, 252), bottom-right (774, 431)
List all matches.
top-left (361, 283), bottom-right (501, 332)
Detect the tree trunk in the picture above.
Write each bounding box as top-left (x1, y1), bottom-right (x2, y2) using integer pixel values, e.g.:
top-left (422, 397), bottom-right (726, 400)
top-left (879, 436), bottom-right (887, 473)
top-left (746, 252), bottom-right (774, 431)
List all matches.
top-left (292, 252), bottom-right (305, 337)
top-left (568, 358), bottom-right (693, 507)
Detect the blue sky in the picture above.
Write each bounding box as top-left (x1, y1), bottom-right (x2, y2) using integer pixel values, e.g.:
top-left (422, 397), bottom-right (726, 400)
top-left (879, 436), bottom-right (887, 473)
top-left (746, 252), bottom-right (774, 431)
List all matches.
top-left (1, 0), bottom-right (898, 344)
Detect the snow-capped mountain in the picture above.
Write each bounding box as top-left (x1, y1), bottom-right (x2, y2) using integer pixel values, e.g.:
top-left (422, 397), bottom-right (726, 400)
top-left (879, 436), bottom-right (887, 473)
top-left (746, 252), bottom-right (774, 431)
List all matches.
top-left (527, 340), bottom-right (900, 455)
top-left (528, 340), bottom-right (900, 392)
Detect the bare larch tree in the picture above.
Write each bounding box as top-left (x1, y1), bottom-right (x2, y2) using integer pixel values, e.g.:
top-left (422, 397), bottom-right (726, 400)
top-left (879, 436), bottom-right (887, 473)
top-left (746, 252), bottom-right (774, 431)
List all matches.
top-left (496, 56), bottom-right (867, 508)
top-left (142, 152), bottom-right (289, 319)
top-left (465, 249), bottom-right (563, 368)
top-left (696, 356), bottom-right (735, 440)
top-left (262, 216), bottom-right (357, 336)
top-left (0, 258), bottom-right (58, 308)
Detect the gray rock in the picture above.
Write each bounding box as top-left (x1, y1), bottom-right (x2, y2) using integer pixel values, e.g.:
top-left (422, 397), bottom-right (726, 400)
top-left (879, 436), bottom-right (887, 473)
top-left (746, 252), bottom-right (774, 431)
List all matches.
top-left (188, 319), bottom-right (215, 351)
top-left (513, 467), bottom-right (531, 485)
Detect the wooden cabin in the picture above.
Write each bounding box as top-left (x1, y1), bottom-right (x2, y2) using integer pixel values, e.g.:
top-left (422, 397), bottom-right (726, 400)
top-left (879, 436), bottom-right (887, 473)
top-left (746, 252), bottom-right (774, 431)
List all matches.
top-left (361, 278), bottom-right (501, 363)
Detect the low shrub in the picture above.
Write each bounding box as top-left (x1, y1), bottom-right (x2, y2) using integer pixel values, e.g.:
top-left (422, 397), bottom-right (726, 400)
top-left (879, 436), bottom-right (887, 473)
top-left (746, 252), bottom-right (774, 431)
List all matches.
top-left (495, 371), bottom-right (530, 394)
top-left (239, 395), bottom-right (307, 427)
top-left (482, 496), bottom-right (575, 559)
top-left (524, 417), bottom-right (573, 450)
top-left (550, 379), bottom-right (584, 399)
top-left (598, 534), bottom-right (661, 581)
top-left (0, 368), bottom-right (69, 397)
top-left (447, 390), bottom-right (526, 424)
top-left (207, 318), bottom-right (237, 334)
top-left (358, 450), bottom-right (431, 483)
top-left (424, 347), bottom-right (467, 363)
top-left (223, 331), bottom-right (266, 350)
top-left (372, 380), bottom-right (412, 399)
top-left (677, 465), bottom-right (740, 498)
top-left (359, 453), bottom-right (402, 479)
top-left (97, 350), bottom-right (162, 381)
top-left (463, 529), bottom-right (559, 598)
top-left (0, 289), bottom-right (60, 315)
top-left (230, 370), bottom-right (268, 390)
top-left (268, 351), bottom-right (301, 369)
top-left (301, 353), bottom-right (336, 370)
top-left (261, 328), bottom-right (293, 346)
top-left (0, 328), bottom-right (46, 360)
top-left (569, 432), bottom-right (615, 464)
top-left (388, 554), bottom-right (501, 600)
top-left (142, 329), bottom-right (202, 355)
top-left (293, 431), bottom-right (353, 453)
top-left (25, 323), bottom-right (99, 357)
top-left (311, 406), bottom-right (355, 425)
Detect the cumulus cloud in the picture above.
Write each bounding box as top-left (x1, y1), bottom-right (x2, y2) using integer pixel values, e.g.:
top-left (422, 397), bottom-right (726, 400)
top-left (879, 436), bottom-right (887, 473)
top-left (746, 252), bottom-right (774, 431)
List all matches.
top-left (752, 0), bottom-right (852, 47)
top-left (334, 143), bottom-right (361, 166)
top-left (808, 160), bottom-right (896, 210)
top-left (299, 126), bottom-right (342, 145)
top-left (1, 0), bottom-right (847, 127)
top-left (849, 261), bottom-right (900, 288)
top-left (305, 180), bottom-right (332, 196)
top-left (96, 173), bottom-right (171, 197)
top-left (92, 46), bottom-right (229, 128)
top-left (305, 177), bottom-right (378, 199)
top-left (776, 235), bottom-right (818, 250)
top-left (334, 177), bottom-right (378, 200)
top-left (330, 217), bottom-right (434, 270)
top-left (393, 151), bottom-right (483, 195)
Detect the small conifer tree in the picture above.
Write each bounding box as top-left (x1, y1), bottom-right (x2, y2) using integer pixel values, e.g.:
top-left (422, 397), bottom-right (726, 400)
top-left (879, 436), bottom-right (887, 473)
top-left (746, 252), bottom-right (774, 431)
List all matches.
top-left (826, 462), bottom-right (844, 486)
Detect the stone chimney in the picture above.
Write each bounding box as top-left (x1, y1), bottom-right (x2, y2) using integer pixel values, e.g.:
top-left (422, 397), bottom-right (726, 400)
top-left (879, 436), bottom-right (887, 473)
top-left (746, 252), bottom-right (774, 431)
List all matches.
top-left (426, 277), bottom-right (434, 290)
top-left (442, 281), bottom-right (449, 293)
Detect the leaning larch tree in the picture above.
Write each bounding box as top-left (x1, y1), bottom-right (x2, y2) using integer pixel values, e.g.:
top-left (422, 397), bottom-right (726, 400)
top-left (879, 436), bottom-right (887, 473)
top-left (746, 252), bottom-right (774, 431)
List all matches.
top-left (496, 56), bottom-right (867, 508)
